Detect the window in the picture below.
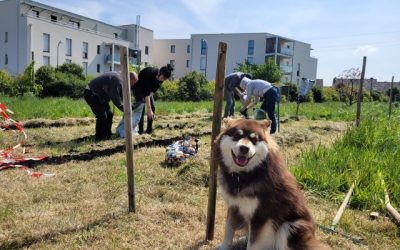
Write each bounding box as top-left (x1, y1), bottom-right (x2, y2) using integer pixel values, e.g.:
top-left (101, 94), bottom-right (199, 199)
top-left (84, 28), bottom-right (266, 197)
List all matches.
top-left (170, 45), bottom-right (175, 53)
top-left (43, 56), bottom-right (50, 66)
top-left (187, 45), bottom-right (190, 53)
top-left (82, 62), bottom-right (88, 75)
top-left (66, 38), bottom-right (72, 56)
top-left (5, 32), bottom-right (8, 43)
top-left (97, 64), bottom-right (100, 73)
top-left (82, 42), bottom-right (88, 59)
top-left (247, 57), bottom-right (254, 64)
top-left (31, 52), bottom-right (34, 60)
top-left (43, 33), bottom-right (50, 52)
top-left (145, 46), bottom-right (149, 55)
top-left (170, 60), bottom-right (175, 68)
top-left (50, 15), bottom-right (57, 22)
top-left (32, 10), bottom-right (39, 18)
top-left (201, 40), bottom-right (207, 55)
top-left (186, 60), bottom-right (190, 68)
top-left (248, 40), bottom-right (254, 55)
top-left (65, 59), bottom-right (72, 63)
top-left (5, 54), bottom-right (8, 65)
top-left (297, 63), bottom-right (300, 77)
top-left (114, 33), bottom-right (118, 38)
top-left (200, 57), bottom-right (206, 70)
top-left (97, 45), bottom-right (101, 55)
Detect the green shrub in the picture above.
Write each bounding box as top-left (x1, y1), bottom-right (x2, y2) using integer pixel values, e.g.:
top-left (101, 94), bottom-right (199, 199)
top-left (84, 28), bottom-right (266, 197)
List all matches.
top-left (56, 63), bottom-right (84, 79)
top-left (386, 87), bottom-right (400, 102)
top-left (370, 90), bottom-right (382, 101)
top-left (155, 80), bottom-right (179, 101)
top-left (0, 70), bottom-right (12, 95)
top-left (285, 83), bottom-right (298, 102)
top-left (322, 87), bottom-right (340, 102)
top-left (178, 71), bottom-right (208, 101)
top-left (9, 61), bottom-right (42, 96)
top-left (312, 87), bottom-right (324, 103)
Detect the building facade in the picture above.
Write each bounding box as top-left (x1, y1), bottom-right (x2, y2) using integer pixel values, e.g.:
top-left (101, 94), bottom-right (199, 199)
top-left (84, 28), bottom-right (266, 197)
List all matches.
top-left (154, 33), bottom-right (317, 84)
top-left (0, 0), bottom-right (153, 76)
top-left (0, 0), bottom-right (318, 85)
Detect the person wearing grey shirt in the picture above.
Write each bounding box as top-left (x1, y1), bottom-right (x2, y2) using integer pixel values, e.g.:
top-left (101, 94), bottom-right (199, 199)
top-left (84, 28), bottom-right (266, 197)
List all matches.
top-left (223, 72), bottom-right (252, 117)
top-left (239, 77), bottom-right (279, 134)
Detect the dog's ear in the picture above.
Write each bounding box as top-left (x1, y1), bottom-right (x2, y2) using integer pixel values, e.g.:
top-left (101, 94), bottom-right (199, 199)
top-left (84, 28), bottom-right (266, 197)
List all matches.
top-left (258, 119), bottom-right (271, 129)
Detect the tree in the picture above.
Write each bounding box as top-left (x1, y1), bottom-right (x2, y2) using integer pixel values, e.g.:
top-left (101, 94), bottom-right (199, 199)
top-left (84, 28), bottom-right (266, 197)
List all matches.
top-left (253, 57), bottom-right (282, 83)
top-left (336, 68), bottom-right (361, 105)
top-left (386, 87), bottom-right (400, 102)
top-left (235, 58), bottom-right (282, 83)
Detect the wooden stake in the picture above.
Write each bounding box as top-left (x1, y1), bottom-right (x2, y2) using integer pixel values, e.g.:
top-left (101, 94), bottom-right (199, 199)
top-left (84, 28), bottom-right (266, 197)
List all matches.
top-left (356, 56), bottom-right (367, 127)
top-left (120, 47), bottom-right (136, 213)
top-left (389, 76), bottom-right (394, 118)
top-left (330, 182), bottom-right (355, 231)
top-left (206, 42), bottom-right (227, 241)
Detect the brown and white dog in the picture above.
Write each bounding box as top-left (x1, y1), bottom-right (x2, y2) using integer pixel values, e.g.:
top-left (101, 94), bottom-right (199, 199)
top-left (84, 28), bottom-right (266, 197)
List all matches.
top-left (215, 118), bottom-right (328, 250)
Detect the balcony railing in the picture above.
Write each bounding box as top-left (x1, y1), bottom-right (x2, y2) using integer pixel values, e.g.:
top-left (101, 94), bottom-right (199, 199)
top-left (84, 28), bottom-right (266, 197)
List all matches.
top-left (280, 47), bottom-right (294, 56)
top-left (104, 54), bottom-right (121, 64)
top-left (280, 65), bottom-right (293, 74)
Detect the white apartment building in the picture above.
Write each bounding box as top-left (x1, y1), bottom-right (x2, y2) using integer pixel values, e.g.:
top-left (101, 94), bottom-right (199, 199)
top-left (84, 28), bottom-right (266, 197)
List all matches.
top-left (0, 0), bottom-right (153, 76)
top-left (0, 0), bottom-right (317, 85)
top-left (154, 33), bottom-right (317, 84)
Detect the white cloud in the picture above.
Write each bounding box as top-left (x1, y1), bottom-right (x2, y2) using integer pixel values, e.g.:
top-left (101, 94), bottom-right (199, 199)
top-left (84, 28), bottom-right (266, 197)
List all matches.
top-left (353, 45), bottom-right (379, 56)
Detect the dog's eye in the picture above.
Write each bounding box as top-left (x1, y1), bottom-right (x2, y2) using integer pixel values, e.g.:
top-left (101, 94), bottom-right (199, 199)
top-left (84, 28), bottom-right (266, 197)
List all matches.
top-left (249, 133), bottom-right (259, 144)
top-left (232, 133), bottom-right (241, 141)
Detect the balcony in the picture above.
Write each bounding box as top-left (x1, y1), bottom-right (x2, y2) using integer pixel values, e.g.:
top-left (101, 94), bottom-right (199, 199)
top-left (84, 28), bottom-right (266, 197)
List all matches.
top-left (280, 65), bottom-right (293, 74)
top-left (104, 54), bottom-right (121, 64)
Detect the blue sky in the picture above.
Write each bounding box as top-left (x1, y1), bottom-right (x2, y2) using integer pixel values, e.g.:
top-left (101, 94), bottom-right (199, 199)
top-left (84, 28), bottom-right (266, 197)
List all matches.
top-left (35, 0), bottom-right (400, 84)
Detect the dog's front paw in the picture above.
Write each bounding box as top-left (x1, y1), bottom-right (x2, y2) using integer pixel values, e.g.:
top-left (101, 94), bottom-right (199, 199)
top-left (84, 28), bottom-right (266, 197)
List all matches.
top-left (218, 243), bottom-right (231, 250)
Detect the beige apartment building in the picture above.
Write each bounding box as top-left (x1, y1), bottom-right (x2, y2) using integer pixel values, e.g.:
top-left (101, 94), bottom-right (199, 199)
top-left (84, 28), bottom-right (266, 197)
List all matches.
top-left (154, 33), bottom-right (317, 84)
top-left (0, 0), bottom-right (317, 85)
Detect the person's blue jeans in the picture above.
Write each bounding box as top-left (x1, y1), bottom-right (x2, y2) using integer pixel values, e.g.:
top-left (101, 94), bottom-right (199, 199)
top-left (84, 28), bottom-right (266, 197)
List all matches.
top-left (116, 101), bottom-right (145, 138)
top-left (260, 87), bottom-right (278, 134)
top-left (224, 87), bottom-right (235, 117)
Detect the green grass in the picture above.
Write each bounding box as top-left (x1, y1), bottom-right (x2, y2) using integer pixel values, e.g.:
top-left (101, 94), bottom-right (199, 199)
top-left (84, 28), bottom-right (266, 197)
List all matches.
top-left (291, 116), bottom-right (400, 211)
top-left (1, 95), bottom-right (398, 121)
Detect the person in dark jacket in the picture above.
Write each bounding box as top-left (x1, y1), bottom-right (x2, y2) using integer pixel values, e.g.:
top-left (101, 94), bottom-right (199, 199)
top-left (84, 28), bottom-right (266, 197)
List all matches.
top-left (116, 64), bottom-right (173, 138)
top-left (223, 72), bottom-right (252, 117)
top-left (84, 71), bottom-right (137, 141)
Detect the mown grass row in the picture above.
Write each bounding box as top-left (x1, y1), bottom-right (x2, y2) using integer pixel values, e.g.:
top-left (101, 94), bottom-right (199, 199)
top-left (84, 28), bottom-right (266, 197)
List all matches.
top-left (1, 95), bottom-right (398, 121)
top-left (291, 117), bottom-right (400, 211)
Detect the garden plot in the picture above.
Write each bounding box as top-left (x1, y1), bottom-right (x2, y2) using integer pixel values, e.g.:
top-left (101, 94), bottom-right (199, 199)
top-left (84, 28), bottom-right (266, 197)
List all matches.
top-left (1, 116), bottom-right (399, 250)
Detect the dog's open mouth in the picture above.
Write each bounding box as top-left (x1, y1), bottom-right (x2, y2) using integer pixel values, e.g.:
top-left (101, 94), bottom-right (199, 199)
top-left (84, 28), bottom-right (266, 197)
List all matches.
top-left (231, 150), bottom-right (253, 167)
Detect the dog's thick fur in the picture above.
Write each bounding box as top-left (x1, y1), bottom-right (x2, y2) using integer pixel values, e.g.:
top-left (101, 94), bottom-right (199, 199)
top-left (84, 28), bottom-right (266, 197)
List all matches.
top-left (215, 118), bottom-right (328, 250)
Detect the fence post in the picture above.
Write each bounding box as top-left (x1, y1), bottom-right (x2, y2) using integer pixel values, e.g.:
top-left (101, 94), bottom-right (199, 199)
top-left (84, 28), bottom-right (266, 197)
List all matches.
top-left (120, 46), bottom-right (136, 213)
top-left (206, 42), bottom-right (227, 241)
top-left (389, 76), bottom-right (394, 118)
top-left (356, 56), bottom-right (366, 127)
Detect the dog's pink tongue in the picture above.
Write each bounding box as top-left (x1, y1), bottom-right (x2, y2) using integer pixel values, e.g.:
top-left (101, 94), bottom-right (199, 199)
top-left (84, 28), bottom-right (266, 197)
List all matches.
top-left (236, 156), bottom-right (248, 166)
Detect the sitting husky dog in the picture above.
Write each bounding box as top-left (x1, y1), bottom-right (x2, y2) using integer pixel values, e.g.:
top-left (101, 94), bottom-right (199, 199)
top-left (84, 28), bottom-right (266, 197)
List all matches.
top-left (216, 118), bottom-right (328, 250)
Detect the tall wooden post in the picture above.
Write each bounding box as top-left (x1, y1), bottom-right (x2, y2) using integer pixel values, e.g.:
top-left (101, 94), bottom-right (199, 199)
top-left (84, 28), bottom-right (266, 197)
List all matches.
top-left (120, 47), bottom-right (136, 213)
top-left (356, 56), bottom-right (366, 127)
top-left (206, 42), bottom-right (227, 241)
top-left (389, 76), bottom-right (394, 118)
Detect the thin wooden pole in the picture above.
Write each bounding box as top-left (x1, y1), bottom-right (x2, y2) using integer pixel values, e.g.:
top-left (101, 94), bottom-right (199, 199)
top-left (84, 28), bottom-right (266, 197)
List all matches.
top-left (120, 46), bottom-right (136, 213)
top-left (330, 182), bottom-right (355, 231)
top-left (356, 56), bottom-right (367, 127)
top-left (389, 76), bottom-right (394, 118)
top-left (206, 42), bottom-right (227, 241)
